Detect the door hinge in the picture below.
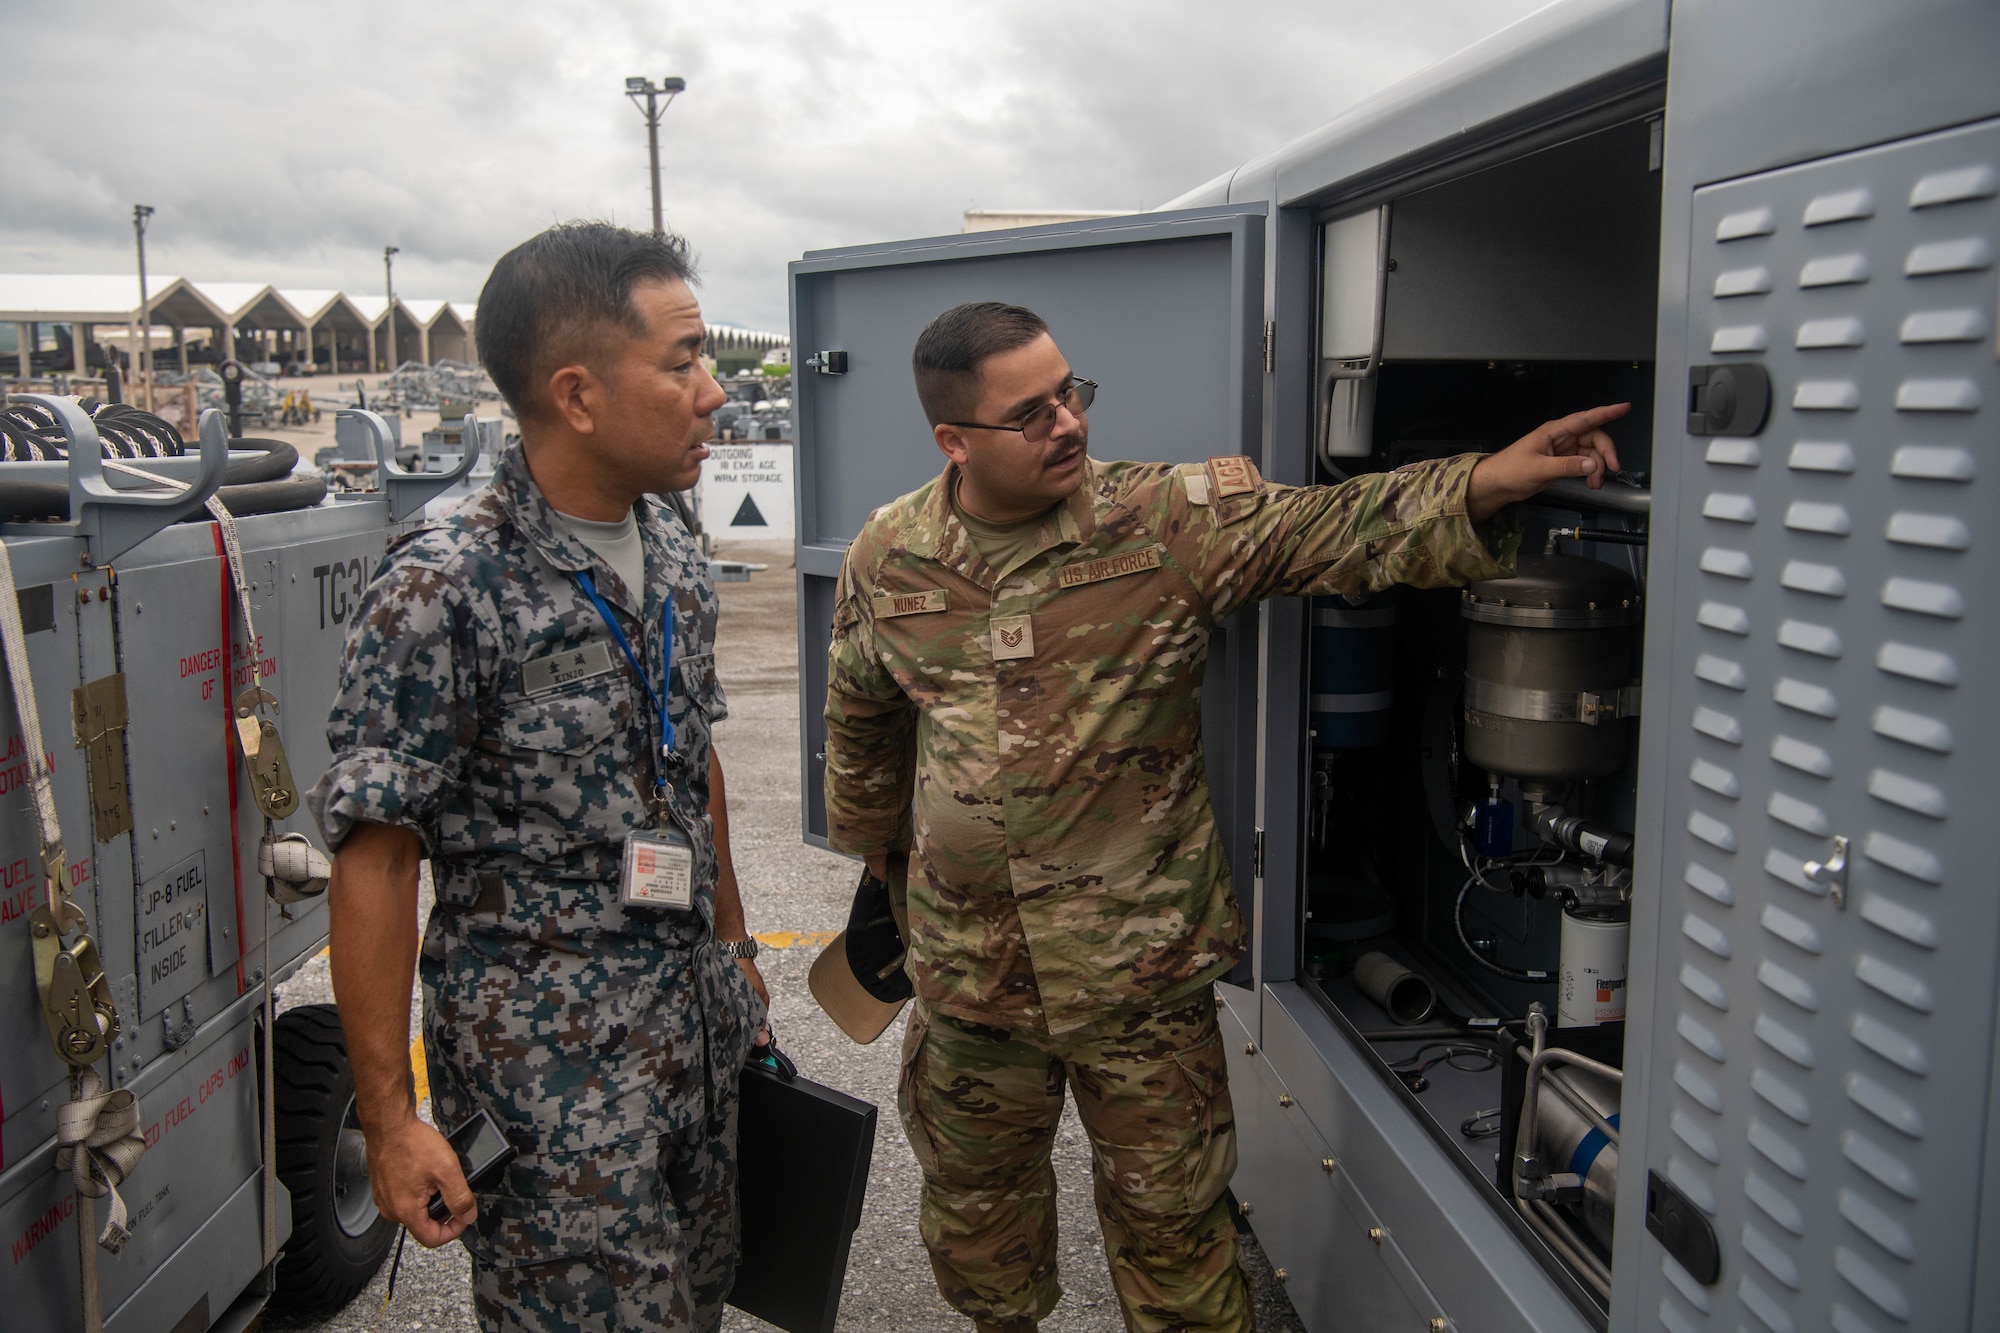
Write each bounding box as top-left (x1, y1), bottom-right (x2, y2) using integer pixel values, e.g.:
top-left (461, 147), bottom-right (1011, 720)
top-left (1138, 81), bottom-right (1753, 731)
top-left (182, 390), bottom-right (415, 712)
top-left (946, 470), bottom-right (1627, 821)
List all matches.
top-left (1252, 827), bottom-right (1266, 878)
top-left (1262, 321), bottom-right (1275, 374)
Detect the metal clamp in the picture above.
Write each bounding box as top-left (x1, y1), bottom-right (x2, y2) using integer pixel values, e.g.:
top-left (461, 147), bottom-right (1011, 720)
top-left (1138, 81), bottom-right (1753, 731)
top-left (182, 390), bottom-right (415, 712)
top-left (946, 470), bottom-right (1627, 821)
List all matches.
top-left (335, 408), bottom-right (482, 521)
top-left (233, 687), bottom-right (299, 819)
top-left (1804, 834), bottom-right (1851, 908)
top-left (31, 905), bottom-right (120, 1066)
top-left (804, 350), bottom-right (848, 375)
top-left (1464, 679), bottom-right (1642, 726)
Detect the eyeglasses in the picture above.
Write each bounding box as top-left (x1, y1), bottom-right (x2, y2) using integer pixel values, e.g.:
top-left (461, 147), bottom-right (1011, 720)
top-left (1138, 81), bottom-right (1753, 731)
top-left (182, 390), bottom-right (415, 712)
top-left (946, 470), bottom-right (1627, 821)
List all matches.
top-left (946, 377), bottom-right (1096, 444)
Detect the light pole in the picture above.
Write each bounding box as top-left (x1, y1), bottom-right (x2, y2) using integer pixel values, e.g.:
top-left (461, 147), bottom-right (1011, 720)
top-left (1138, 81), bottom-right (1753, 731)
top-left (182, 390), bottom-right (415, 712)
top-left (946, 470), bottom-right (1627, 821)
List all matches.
top-left (132, 204), bottom-right (155, 408)
top-left (624, 75), bottom-right (687, 237)
top-left (383, 245), bottom-right (399, 372)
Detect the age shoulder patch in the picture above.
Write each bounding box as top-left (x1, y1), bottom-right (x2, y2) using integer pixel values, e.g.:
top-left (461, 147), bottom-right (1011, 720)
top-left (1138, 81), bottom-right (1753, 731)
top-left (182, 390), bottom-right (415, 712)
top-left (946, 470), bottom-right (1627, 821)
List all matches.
top-left (521, 641), bottom-right (616, 695)
top-left (875, 588), bottom-right (949, 618)
top-left (1057, 546), bottom-right (1163, 588)
top-left (1207, 455), bottom-right (1259, 498)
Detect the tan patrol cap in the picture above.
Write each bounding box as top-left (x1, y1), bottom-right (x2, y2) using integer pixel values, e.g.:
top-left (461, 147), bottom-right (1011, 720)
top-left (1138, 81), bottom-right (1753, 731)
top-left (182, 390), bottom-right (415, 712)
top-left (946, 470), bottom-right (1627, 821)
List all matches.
top-left (808, 866), bottom-right (913, 1045)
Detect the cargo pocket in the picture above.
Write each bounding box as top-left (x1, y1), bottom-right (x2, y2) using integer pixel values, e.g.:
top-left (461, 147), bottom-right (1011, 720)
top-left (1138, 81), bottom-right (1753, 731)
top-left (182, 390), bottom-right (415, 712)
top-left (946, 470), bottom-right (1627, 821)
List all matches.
top-left (1172, 1041), bottom-right (1238, 1219)
top-left (1085, 1019), bottom-right (1237, 1222)
top-left (895, 1006), bottom-right (944, 1179)
top-left (465, 1194), bottom-right (607, 1319)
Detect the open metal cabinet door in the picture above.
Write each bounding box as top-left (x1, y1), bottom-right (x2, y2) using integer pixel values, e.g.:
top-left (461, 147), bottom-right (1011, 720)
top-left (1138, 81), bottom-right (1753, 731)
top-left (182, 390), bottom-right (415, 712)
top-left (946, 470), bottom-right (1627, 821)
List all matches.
top-left (789, 204), bottom-right (1268, 929)
top-left (1619, 116), bottom-right (2000, 1332)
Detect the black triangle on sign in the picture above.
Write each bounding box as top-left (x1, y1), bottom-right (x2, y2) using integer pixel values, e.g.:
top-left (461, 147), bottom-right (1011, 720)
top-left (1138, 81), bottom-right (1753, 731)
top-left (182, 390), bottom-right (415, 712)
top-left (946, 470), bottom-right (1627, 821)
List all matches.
top-left (731, 493), bottom-right (769, 527)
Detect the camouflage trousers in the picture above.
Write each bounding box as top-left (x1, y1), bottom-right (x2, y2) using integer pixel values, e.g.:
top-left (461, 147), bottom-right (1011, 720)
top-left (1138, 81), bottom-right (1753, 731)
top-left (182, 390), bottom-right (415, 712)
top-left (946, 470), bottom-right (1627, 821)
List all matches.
top-left (460, 1101), bottom-right (742, 1333)
top-left (898, 987), bottom-right (1248, 1332)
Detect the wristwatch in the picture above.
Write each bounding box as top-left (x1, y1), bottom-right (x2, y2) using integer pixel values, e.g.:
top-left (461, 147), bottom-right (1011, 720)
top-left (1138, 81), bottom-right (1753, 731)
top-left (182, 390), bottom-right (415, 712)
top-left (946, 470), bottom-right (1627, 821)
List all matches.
top-left (718, 938), bottom-right (758, 960)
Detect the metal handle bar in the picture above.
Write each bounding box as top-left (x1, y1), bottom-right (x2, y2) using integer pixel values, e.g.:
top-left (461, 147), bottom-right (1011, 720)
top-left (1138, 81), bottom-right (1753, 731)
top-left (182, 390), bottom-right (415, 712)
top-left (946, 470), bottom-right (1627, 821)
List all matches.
top-left (16, 394), bottom-right (230, 565)
top-left (335, 407), bottom-right (483, 522)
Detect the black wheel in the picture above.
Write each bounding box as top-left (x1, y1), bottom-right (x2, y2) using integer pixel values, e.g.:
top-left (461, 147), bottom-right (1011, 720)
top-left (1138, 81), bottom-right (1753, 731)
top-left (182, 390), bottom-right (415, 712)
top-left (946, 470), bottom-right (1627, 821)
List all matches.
top-left (269, 1004), bottom-right (398, 1309)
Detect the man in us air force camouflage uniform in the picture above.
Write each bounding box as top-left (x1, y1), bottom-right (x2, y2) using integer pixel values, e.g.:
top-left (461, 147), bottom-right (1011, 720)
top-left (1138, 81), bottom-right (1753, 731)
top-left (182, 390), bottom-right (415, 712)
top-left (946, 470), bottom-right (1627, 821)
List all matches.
top-left (312, 223), bottom-right (766, 1333)
top-left (824, 302), bottom-right (1627, 1332)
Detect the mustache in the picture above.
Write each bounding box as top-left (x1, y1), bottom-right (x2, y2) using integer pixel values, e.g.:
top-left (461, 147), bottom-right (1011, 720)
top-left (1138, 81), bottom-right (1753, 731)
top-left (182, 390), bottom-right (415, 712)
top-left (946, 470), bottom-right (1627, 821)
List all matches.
top-left (1044, 430), bottom-right (1086, 467)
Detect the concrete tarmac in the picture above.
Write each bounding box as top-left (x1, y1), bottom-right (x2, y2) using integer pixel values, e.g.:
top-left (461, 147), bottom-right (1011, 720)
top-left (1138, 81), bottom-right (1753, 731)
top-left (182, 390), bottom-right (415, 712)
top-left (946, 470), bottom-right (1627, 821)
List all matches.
top-left (264, 539), bottom-right (1304, 1333)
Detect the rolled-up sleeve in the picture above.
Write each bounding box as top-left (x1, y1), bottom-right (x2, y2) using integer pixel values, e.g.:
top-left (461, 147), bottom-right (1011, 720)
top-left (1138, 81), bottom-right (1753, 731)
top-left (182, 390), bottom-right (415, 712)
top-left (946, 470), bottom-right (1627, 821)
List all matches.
top-left (309, 560), bottom-right (486, 853)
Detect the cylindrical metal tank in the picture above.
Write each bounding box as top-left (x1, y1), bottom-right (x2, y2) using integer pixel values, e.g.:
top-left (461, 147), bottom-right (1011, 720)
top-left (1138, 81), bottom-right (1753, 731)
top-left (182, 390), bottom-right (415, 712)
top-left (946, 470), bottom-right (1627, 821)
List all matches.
top-left (1310, 592), bottom-right (1396, 749)
top-left (1460, 554), bottom-right (1639, 782)
top-left (1534, 1063), bottom-right (1621, 1252)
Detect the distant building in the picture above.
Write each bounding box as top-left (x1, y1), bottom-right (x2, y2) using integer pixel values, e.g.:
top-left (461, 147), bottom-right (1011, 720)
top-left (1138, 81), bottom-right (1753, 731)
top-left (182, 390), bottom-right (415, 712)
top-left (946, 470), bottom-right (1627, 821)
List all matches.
top-left (961, 209), bottom-right (1132, 233)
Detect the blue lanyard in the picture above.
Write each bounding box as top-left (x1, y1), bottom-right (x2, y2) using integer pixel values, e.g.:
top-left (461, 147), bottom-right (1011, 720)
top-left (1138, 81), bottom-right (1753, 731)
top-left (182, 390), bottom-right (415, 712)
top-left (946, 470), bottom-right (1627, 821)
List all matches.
top-left (572, 572), bottom-right (675, 797)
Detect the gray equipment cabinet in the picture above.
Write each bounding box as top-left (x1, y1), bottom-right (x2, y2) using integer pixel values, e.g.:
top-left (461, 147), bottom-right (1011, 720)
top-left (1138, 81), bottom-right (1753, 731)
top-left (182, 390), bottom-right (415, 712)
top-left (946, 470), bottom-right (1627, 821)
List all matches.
top-left (792, 0), bottom-right (2000, 1328)
top-left (0, 407), bottom-right (477, 1332)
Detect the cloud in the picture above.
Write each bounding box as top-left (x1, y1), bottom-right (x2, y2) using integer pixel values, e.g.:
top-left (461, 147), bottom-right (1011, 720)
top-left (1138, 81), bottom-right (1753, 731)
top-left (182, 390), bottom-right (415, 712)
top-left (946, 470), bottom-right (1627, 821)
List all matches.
top-left (0, 0), bottom-right (1546, 329)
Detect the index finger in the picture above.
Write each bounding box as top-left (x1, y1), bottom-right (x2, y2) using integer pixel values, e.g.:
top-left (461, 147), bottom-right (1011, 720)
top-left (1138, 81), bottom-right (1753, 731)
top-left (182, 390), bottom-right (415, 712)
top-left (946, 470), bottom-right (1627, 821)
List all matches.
top-left (1545, 402), bottom-right (1631, 441)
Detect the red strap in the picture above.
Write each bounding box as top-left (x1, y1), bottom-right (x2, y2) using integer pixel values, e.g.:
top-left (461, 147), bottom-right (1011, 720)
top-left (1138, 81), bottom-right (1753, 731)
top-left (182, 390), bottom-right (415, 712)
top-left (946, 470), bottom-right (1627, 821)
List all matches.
top-left (211, 524), bottom-right (249, 997)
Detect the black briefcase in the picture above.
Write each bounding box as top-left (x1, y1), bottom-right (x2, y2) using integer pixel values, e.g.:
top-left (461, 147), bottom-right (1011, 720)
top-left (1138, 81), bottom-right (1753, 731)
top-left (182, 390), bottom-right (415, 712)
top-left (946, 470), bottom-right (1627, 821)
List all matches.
top-left (728, 1040), bottom-right (878, 1333)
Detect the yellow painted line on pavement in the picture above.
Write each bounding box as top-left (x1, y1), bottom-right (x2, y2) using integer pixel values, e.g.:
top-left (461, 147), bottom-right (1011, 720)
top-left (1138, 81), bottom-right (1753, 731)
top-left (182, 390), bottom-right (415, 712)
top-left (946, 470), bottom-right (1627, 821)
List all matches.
top-left (411, 1035), bottom-right (430, 1102)
top-left (753, 929), bottom-right (838, 949)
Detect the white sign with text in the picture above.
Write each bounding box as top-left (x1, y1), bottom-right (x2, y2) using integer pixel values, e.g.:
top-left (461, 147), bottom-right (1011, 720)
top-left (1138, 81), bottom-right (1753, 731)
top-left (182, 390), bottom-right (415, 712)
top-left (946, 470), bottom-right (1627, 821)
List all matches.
top-left (697, 443), bottom-right (794, 539)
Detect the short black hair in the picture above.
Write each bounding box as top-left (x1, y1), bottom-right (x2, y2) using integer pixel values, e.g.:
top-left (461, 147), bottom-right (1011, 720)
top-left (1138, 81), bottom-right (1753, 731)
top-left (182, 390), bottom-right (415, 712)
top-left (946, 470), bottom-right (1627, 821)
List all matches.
top-left (475, 221), bottom-right (698, 420)
top-left (910, 302), bottom-right (1049, 427)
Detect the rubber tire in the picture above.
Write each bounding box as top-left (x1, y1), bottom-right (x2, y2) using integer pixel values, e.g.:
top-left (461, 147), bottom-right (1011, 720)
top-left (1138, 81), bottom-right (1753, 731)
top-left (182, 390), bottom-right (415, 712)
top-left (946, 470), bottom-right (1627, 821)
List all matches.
top-left (269, 1004), bottom-right (398, 1309)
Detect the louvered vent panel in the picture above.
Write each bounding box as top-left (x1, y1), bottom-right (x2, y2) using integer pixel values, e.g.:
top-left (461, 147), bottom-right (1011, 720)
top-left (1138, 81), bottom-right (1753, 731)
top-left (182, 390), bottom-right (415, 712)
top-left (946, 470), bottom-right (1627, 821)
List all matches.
top-left (1647, 117), bottom-right (1997, 1331)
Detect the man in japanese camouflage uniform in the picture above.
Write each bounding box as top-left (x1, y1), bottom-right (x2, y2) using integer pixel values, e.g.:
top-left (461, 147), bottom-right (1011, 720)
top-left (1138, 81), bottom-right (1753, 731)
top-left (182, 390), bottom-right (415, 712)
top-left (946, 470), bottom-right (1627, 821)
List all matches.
top-left (824, 301), bottom-right (1626, 1332)
top-left (312, 223), bottom-right (767, 1333)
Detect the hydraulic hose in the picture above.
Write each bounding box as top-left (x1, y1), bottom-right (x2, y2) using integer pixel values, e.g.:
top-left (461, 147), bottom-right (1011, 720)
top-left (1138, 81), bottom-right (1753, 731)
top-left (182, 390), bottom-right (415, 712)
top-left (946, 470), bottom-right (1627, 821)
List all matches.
top-left (1456, 879), bottom-right (1554, 985)
top-left (208, 472), bottom-right (328, 518)
top-left (0, 435), bottom-right (310, 522)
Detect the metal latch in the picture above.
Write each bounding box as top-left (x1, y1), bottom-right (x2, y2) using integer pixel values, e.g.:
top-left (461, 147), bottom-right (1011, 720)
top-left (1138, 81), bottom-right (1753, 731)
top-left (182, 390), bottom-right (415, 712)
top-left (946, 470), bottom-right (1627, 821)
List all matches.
top-left (1804, 833), bottom-right (1850, 908)
top-left (1687, 363), bottom-right (1771, 437)
top-left (233, 687), bottom-right (299, 819)
top-left (805, 350), bottom-right (848, 375)
top-left (1645, 1169), bottom-right (1721, 1284)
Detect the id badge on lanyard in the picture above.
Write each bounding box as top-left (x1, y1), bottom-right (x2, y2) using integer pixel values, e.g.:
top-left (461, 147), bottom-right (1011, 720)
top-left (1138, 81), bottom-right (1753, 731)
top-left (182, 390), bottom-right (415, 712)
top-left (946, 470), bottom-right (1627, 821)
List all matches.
top-left (622, 824), bottom-right (694, 910)
top-left (573, 570), bottom-right (698, 912)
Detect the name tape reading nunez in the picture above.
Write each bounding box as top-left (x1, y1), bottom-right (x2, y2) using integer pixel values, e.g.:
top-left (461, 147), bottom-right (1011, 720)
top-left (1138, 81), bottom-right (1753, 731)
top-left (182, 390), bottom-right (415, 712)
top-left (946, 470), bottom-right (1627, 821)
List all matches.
top-left (876, 589), bottom-right (950, 618)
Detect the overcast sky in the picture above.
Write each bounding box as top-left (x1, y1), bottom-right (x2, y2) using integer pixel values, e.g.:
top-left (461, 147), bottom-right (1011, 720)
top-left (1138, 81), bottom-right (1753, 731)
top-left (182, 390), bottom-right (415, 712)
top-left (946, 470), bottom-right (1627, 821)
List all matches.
top-left (1, 0), bottom-right (1548, 331)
